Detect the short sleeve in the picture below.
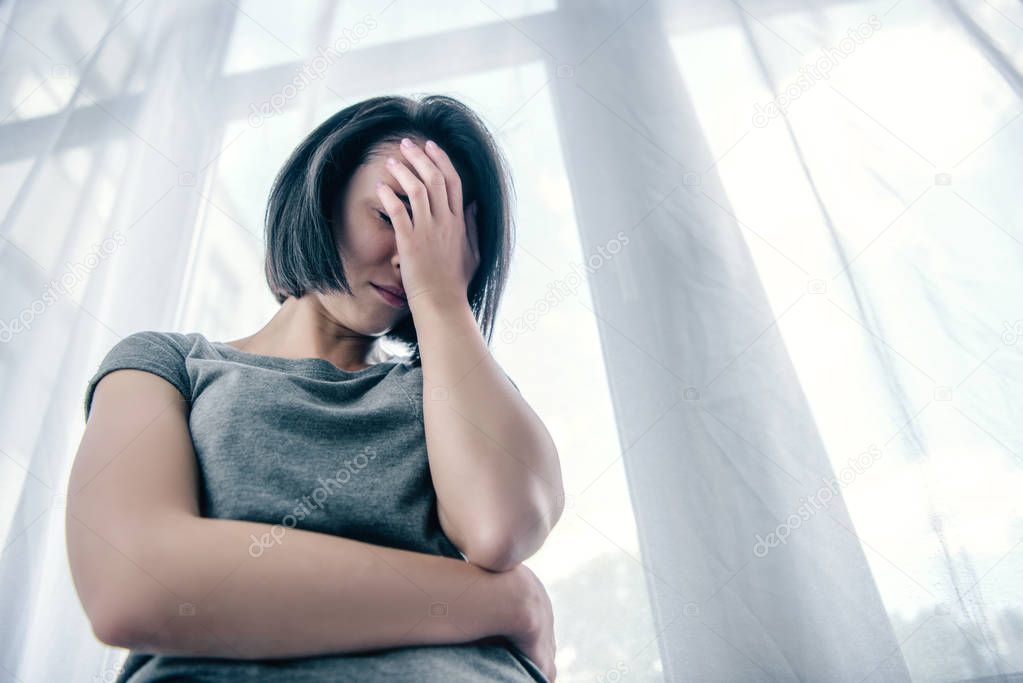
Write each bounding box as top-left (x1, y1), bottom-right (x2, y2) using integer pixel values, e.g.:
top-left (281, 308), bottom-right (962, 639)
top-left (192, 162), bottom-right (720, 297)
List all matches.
top-left (83, 331), bottom-right (191, 422)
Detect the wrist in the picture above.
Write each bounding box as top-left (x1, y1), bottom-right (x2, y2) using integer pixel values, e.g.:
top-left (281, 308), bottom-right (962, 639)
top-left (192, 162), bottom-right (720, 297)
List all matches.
top-left (493, 564), bottom-right (537, 640)
top-left (457, 564), bottom-right (529, 641)
top-left (407, 289), bottom-right (471, 317)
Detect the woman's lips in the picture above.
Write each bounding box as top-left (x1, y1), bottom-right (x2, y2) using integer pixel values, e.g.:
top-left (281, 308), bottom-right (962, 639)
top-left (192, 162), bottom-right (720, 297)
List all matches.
top-left (372, 283), bottom-right (408, 308)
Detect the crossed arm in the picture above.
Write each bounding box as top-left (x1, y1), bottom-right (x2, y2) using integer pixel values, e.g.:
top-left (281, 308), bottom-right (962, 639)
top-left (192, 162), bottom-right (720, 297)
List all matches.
top-left (66, 334), bottom-right (563, 657)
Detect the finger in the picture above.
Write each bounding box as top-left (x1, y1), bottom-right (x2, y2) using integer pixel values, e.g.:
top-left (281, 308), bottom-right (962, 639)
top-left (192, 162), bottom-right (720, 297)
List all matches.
top-left (398, 138), bottom-right (454, 219)
top-left (421, 139), bottom-right (464, 216)
top-left (384, 155), bottom-right (430, 228)
top-left (375, 180), bottom-right (413, 238)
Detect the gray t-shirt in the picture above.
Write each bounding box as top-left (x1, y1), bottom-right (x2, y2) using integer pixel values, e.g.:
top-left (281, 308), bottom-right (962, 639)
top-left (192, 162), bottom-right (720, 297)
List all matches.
top-left (82, 330), bottom-right (545, 683)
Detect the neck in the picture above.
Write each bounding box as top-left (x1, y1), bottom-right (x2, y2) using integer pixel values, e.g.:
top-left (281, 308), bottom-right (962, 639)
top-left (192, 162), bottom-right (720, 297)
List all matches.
top-left (238, 294), bottom-right (378, 371)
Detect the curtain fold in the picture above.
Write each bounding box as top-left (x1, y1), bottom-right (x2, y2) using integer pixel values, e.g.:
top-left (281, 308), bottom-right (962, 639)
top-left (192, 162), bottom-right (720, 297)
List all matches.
top-left (0, 2), bottom-right (235, 681)
top-left (547, 0), bottom-right (909, 679)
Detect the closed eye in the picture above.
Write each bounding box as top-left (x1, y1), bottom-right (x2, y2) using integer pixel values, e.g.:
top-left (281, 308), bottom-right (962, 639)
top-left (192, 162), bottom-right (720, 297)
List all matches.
top-left (376, 210), bottom-right (392, 225)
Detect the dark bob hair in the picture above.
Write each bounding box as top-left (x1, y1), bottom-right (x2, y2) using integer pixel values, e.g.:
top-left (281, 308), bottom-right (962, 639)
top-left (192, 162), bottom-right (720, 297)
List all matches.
top-left (263, 94), bottom-right (515, 366)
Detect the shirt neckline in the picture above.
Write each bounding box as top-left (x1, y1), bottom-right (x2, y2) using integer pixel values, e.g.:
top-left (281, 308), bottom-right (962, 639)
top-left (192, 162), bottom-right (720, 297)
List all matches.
top-left (205, 336), bottom-right (403, 378)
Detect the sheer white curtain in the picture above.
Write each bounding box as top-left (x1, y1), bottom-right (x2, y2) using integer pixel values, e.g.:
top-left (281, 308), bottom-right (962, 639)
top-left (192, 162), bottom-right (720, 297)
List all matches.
top-left (651, 1), bottom-right (1023, 679)
top-left (1, 0), bottom-right (1021, 681)
top-left (0, 1), bottom-right (238, 681)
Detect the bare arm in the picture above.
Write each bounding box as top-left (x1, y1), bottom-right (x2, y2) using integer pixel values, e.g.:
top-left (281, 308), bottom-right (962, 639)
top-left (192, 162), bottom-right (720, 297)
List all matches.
top-left (66, 369), bottom-right (534, 659)
top-left (376, 138), bottom-right (564, 572)
top-left (413, 295), bottom-right (565, 572)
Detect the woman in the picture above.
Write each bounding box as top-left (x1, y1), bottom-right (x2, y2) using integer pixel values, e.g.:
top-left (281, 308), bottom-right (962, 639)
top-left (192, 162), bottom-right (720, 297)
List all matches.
top-left (66, 94), bottom-right (565, 682)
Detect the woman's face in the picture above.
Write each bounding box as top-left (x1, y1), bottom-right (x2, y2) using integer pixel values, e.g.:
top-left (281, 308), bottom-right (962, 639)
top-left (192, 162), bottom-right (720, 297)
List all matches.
top-left (323, 140), bottom-right (420, 336)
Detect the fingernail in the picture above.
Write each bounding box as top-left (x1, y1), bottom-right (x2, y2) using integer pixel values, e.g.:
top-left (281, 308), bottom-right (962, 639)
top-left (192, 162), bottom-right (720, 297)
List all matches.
top-left (426, 140), bottom-right (436, 150)
top-left (401, 137), bottom-right (414, 148)
top-left (386, 157), bottom-right (397, 165)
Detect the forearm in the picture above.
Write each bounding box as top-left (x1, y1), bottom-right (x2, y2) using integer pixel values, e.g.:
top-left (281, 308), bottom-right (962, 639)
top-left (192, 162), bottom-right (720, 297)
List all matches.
top-left (412, 295), bottom-right (564, 565)
top-left (91, 513), bottom-right (520, 659)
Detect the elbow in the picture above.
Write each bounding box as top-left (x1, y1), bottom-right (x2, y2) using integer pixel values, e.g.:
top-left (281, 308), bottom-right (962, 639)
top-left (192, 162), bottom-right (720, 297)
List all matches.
top-left (81, 569), bottom-right (174, 652)
top-left (92, 611), bottom-right (135, 650)
top-left (68, 530), bottom-right (165, 650)
top-left (463, 530), bottom-right (522, 573)
top-left (81, 565), bottom-right (164, 650)
top-left (90, 599), bottom-right (150, 650)
top-left (465, 498), bottom-right (565, 572)
top-left (68, 556), bottom-right (146, 649)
